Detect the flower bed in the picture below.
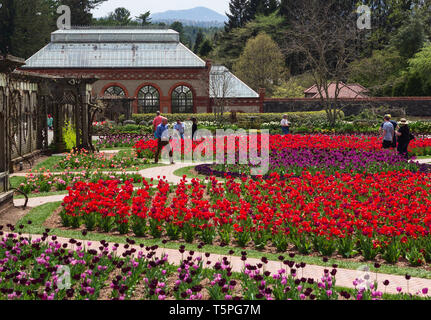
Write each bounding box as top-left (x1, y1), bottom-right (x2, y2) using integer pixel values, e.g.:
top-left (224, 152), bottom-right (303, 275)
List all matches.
top-left (61, 171), bottom-right (431, 266)
top-left (56, 149), bottom-right (150, 171)
top-left (133, 134), bottom-right (431, 159)
top-left (96, 134), bottom-right (152, 149)
top-left (0, 231), bottom-right (428, 300)
top-left (17, 169), bottom-right (143, 194)
top-left (212, 148), bottom-right (430, 177)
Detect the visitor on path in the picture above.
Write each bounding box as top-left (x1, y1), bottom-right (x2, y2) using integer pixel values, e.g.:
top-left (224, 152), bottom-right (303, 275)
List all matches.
top-left (47, 114), bottom-right (53, 131)
top-left (396, 118), bottom-right (412, 159)
top-left (153, 111), bottom-right (164, 137)
top-left (174, 119), bottom-right (185, 139)
top-left (380, 114), bottom-right (397, 148)
top-left (281, 115), bottom-right (291, 135)
top-left (191, 118), bottom-right (198, 141)
top-left (381, 115), bottom-right (395, 149)
top-left (154, 118), bottom-right (174, 165)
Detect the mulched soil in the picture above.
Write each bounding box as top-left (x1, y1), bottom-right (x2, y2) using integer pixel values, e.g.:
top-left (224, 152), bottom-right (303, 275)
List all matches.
top-left (0, 206), bottom-right (31, 227)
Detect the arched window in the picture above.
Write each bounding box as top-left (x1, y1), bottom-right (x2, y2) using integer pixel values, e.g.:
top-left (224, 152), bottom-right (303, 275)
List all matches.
top-left (138, 85), bottom-right (160, 114)
top-left (104, 86), bottom-right (126, 97)
top-left (171, 85), bottom-right (193, 114)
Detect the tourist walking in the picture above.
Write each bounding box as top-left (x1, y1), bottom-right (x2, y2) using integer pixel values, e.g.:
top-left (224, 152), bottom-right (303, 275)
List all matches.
top-left (154, 118), bottom-right (174, 164)
top-left (396, 118), bottom-right (412, 159)
top-left (191, 118), bottom-right (198, 140)
top-left (174, 119), bottom-right (185, 139)
top-left (281, 115), bottom-right (291, 135)
top-left (380, 114), bottom-right (397, 148)
top-left (381, 115), bottom-right (395, 149)
top-left (153, 111), bottom-right (164, 137)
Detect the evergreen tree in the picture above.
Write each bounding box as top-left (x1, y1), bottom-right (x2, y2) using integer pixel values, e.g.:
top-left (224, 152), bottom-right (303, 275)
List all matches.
top-left (170, 21), bottom-right (186, 43)
top-left (199, 39), bottom-right (213, 57)
top-left (0, 0), bottom-right (54, 58)
top-left (109, 7), bottom-right (131, 25)
top-left (136, 11), bottom-right (152, 26)
top-left (246, 0), bottom-right (278, 20)
top-left (225, 0), bottom-right (249, 30)
top-left (194, 29), bottom-right (204, 53)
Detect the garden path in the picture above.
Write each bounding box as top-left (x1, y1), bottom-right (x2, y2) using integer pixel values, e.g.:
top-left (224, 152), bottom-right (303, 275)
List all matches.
top-left (416, 158), bottom-right (431, 164)
top-left (7, 231), bottom-right (431, 297)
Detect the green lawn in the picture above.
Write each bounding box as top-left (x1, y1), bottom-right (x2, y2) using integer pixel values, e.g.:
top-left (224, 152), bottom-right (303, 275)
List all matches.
top-left (33, 156), bottom-right (63, 171)
top-left (173, 165), bottom-right (208, 180)
top-left (15, 203), bottom-right (431, 280)
top-left (32, 155), bottom-right (166, 172)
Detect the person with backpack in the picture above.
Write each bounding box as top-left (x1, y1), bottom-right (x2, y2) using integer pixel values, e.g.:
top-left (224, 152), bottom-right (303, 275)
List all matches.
top-left (396, 118), bottom-right (414, 159)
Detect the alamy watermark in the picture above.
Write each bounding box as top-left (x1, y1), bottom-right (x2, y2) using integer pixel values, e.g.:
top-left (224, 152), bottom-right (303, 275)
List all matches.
top-left (56, 265), bottom-right (71, 290)
top-left (159, 126), bottom-right (270, 176)
top-left (357, 5), bottom-right (372, 30)
top-left (57, 5), bottom-right (71, 30)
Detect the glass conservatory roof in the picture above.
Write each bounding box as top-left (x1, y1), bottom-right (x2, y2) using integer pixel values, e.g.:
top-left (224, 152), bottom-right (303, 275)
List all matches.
top-left (210, 66), bottom-right (259, 98)
top-left (24, 29), bottom-right (206, 68)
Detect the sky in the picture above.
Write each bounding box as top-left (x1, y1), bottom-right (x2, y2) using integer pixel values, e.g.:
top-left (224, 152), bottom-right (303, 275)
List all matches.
top-left (92, 0), bottom-right (231, 18)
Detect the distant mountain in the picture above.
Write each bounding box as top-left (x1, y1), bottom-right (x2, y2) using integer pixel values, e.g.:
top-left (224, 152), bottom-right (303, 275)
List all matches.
top-left (151, 7), bottom-right (227, 27)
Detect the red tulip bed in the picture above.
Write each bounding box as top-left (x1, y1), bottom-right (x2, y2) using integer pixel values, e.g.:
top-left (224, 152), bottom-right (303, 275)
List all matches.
top-left (61, 170), bottom-right (431, 266)
top-left (133, 134), bottom-right (431, 158)
top-left (57, 134), bottom-right (431, 268)
top-left (3, 231), bottom-right (427, 300)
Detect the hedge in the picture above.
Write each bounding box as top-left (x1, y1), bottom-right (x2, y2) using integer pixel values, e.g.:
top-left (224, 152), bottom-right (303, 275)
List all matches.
top-left (131, 111), bottom-right (334, 126)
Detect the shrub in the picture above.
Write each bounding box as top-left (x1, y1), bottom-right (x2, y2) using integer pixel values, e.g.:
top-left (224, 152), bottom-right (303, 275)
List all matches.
top-left (63, 120), bottom-right (76, 151)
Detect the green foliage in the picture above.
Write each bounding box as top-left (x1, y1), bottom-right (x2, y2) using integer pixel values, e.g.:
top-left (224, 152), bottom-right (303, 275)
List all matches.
top-left (198, 39), bottom-right (213, 57)
top-left (0, 0), bottom-right (53, 58)
top-left (272, 78), bottom-right (306, 98)
top-left (234, 32), bottom-right (286, 95)
top-left (391, 18), bottom-right (425, 59)
top-left (131, 111), bottom-right (328, 125)
top-left (108, 7), bottom-right (132, 25)
top-left (62, 120), bottom-right (76, 151)
top-left (214, 11), bottom-right (285, 69)
top-left (136, 11), bottom-right (151, 26)
top-left (406, 43), bottom-right (431, 93)
top-left (349, 49), bottom-right (406, 96)
top-left (193, 29), bottom-right (204, 53)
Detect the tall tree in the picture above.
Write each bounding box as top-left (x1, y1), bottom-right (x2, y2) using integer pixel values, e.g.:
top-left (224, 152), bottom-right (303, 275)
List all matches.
top-left (284, 0), bottom-right (361, 125)
top-left (170, 21), bottom-right (186, 43)
top-left (225, 0), bottom-right (249, 30)
top-left (0, 0), bottom-right (54, 58)
top-left (199, 38), bottom-right (213, 57)
top-left (109, 7), bottom-right (132, 25)
top-left (193, 29), bottom-right (204, 53)
top-left (234, 33), bottom-right (285, 95)
top-left (136, 11), bottom-right (152, 26)
top-left (391, 17), bottom-right (425, 58)
top-left (246, 0), bottom-right (278, 20)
